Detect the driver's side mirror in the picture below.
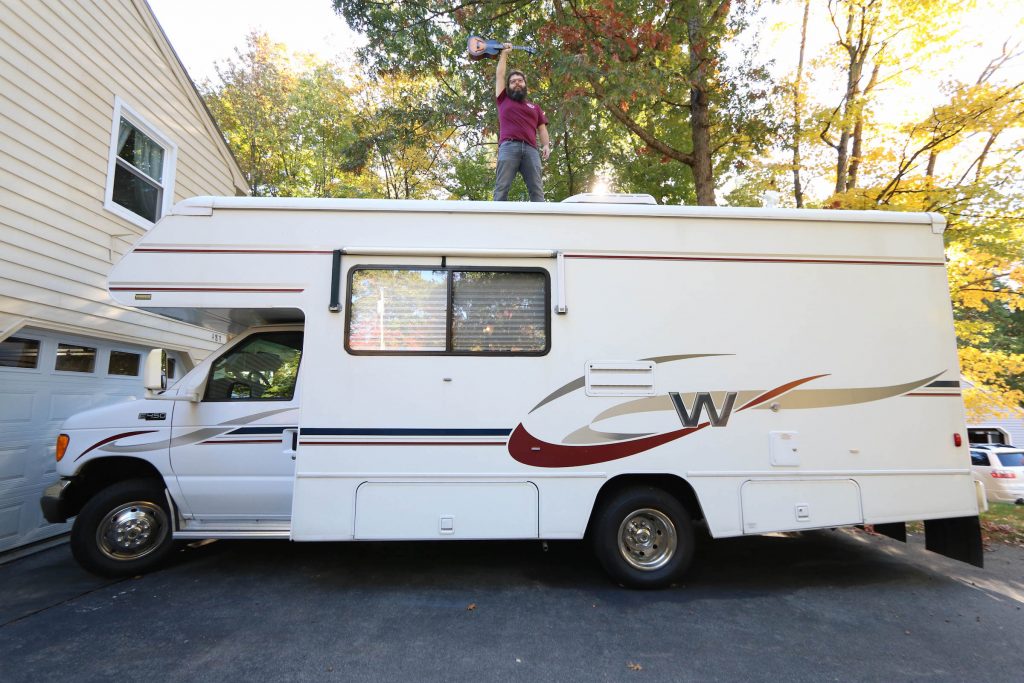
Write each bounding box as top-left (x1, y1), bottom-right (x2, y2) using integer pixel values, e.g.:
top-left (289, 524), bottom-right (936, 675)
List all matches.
top-left (143, 349), bottom-right (167, 392)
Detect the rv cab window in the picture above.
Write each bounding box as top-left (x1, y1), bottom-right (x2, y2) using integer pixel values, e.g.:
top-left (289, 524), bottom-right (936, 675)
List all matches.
top-left (204, 331), bottom-right (304, 401)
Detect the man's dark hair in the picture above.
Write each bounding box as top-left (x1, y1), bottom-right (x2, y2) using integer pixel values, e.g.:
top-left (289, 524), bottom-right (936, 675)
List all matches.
top-left (506, 70), bottom-right (526, 88)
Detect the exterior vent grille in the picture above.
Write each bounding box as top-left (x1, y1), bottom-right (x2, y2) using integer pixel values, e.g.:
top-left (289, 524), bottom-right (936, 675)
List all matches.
top-left (585, 361), bottom-right (656, 397)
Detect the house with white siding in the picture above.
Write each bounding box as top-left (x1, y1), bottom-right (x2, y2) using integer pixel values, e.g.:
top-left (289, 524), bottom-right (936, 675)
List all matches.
top-left (0, 0), bottom-right (248, 552)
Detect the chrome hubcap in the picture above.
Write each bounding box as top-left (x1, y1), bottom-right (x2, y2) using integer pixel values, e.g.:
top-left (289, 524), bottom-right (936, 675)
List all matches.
top-left (97, 502), bottom-right (168, 561)
top-left (617, 508), bottom-right (677, 571)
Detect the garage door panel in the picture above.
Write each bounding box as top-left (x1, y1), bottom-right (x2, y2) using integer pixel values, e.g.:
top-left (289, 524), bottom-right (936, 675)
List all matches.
top-left (0, 392), bottom-right (34, 423)
top-left (0, 328), bottom-right (177, 553)
top-left (0, 445), bottom-right (32, 484)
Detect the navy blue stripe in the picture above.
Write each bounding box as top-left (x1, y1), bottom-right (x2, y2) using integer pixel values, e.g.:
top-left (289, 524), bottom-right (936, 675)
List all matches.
top-left (228, 426), bottom-right (296, 435)
top-left (926, 381), bottom-right (960, 388)
top-left (301, 428), bottom-right (513, 437)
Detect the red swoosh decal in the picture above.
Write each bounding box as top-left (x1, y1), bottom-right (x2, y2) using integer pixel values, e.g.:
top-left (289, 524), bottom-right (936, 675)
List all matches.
top-left (508, 375), bottom-right (830, 468)
top-left (508, 423), bottom-right (709, 468)
top-left (75, 430), bottom-right (158, 461)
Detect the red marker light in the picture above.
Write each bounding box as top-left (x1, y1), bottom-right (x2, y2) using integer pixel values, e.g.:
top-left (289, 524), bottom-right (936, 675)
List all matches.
top-left (991, 470), bottom-right (1017, 479)
top-left (953, 433), bottom-right (962, 447)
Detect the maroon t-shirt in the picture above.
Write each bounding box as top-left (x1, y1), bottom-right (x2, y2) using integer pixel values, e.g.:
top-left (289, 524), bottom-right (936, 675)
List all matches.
top-left (497, 90), bottom-right (548, 148)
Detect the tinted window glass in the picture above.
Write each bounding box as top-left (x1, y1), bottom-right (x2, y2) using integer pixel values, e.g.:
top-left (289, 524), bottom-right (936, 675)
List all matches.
top-left (113, 119), bottom-right (164, 222)
top-left (996, 452), bottom-right (1024, 468)
top-left (205, 332), bottom-right (303, 401)
top-left (55, 344), bottom-right (96, 373)
top-left (346, 267), bottom-right (549, 355)
top-left (165, 356), bottom-right (176, 379)
top-left (0, 337), bottom-right (40, 368)
top-left (112, 165), bottom-right (160, 222)
top-left (108, 350), bottom-right (141, 376)
top-left (970, 452), bottom-right (989, 466)
top-left (117, 119), bottom-right (164, 181)
top-left (348, 269), bottom-right (447, 352)
top-left (452, 271), bottom-right (546, 352)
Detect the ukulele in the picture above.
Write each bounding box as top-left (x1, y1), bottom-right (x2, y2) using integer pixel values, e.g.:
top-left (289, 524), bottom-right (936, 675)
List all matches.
top-left (467, 35), bottom-right (537, 60)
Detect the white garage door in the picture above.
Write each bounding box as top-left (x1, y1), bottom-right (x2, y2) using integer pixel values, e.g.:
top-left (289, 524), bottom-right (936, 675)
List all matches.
top-left (0, 328), bottom-right (184, 553)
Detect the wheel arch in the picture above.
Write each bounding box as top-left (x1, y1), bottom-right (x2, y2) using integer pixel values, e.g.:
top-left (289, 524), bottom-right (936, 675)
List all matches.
top-left (64, 457), bottom-right (167, 519)
top-left (586, 473), bottom-right (705, 536)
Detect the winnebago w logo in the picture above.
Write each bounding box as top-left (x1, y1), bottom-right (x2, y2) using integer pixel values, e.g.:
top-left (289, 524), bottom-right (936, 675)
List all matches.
top-left (669, 392), bottom-right (737, 427)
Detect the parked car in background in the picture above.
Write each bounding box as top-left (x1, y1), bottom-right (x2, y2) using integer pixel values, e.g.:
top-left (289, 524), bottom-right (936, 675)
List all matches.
top-left (970, 447), bottom-right (1024, 503)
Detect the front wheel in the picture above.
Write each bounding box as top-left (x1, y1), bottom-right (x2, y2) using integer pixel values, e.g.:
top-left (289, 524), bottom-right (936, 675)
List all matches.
top-left (70, 479), bottom-right (175, 577)
top-left (591, 486), bottom-right (695, 589)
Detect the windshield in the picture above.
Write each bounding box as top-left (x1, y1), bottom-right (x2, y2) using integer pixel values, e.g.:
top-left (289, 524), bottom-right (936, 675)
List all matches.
top-left (996, 451), bottom-right (1024, 467)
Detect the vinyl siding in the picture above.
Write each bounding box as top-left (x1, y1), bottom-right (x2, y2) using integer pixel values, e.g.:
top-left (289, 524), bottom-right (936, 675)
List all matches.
top-left (0, 0), bottom-right (247, 356)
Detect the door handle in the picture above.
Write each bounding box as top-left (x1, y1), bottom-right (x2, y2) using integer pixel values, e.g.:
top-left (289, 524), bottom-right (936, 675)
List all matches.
top-left (282, 428), bottom-right (298, 460)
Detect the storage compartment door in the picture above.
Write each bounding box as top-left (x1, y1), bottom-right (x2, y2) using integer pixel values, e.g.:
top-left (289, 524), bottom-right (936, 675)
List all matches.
top-left (354, 482), bottom-right (539, 540)
top-left (741, 479), bottom-right (862, 534)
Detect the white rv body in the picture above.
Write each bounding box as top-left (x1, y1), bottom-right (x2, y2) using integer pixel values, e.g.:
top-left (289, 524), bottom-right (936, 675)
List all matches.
top-left (45, 197), bottom-right (983, 581)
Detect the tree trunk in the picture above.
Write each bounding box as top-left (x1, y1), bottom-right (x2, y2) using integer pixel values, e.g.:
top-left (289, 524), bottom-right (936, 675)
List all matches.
top-left (563, 125), bottom-right (577, 196)
top-left (847, 63), bottom-right (880, 190)
top-left (792, 0), bottom-right (810, 208)
top-left (687, 7), bottom-right (721, 206)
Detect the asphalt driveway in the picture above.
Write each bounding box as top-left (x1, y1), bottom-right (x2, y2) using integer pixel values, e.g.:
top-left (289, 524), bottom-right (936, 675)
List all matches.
top-left (1, 529), bottom-right (1021, 682)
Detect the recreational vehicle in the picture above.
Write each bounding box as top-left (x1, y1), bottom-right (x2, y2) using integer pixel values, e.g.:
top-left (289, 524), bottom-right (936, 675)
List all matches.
top-left (41, 196), bottom-right (984, 587)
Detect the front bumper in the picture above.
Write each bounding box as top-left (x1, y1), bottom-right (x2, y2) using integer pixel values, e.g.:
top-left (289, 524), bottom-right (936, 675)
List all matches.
top-left (40, 479), bottom-right (77, 523)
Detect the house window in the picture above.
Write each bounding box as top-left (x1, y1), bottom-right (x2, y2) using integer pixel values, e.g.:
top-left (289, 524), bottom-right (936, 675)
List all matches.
top-left (108, 350), bottom-right (141, 376)
top-left (0, 337), bottom-right (40, 368)
top-left (55, 344), bottom-right (97, 373)
top-left (104, 98), bottom-right (176, 228)
top-left (346, 267), bottom-right (549, 355)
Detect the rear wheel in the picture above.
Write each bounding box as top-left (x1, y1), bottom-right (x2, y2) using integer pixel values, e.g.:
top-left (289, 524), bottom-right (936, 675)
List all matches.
top-left (70, 479), bottom-right (175, 577)
top-left (592, 486), bottom-right (695, 588)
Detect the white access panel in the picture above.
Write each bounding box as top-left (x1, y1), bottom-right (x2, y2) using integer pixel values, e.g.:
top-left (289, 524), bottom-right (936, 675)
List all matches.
top-left (354, 482), bottom-right (539, 540)
top-left (740, 479), bottom-right (863, 534)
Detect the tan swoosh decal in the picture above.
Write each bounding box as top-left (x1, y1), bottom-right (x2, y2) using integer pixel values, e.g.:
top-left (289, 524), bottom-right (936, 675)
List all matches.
top-left (102, 407), bottom-right (298, 454)
top-left (562, 424), bottom-right (655, 445)
top-left (592, 391), bottom-right (764, 422)
top-left (753, 372), bottom-right (944, 409)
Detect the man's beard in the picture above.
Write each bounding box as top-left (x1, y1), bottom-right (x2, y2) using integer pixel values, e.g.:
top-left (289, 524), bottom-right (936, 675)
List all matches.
top-left (508, 85), bottom-right (527, 101)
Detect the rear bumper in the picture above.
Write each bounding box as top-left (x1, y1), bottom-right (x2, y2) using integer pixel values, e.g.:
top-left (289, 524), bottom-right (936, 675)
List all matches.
top-left (40, 479), bottom-right (77, 523)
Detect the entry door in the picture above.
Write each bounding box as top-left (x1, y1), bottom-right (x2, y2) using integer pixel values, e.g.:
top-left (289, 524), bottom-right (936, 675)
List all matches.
top-left (170, 330), bottom-right (303, 522)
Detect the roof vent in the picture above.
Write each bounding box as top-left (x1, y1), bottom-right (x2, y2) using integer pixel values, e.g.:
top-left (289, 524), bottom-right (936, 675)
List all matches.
top-left (561, 193), bottom-right (658, 205)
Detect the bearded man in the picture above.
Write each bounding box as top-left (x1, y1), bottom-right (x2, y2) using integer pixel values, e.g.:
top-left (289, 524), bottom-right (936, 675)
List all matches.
top-left (493, 43), bottom-right (550, 202)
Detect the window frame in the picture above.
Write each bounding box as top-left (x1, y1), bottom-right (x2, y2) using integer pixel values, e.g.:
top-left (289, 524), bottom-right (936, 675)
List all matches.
top-left (106, 348), bottom-right (142, 378)
top-left (344, 265), bottom-right (551, 357)
top-left (103, 96), bottom-right (177, 230)
top-left (0, 335), bottom-right (43, 371)
top-left (53, 342), bottom-right (98, 375)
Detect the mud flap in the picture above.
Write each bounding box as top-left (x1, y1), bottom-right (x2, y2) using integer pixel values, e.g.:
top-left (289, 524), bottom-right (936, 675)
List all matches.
top-left (873, 522), bottom-right (906, 543)
top-left (924, 515), bottom-right (983, 568)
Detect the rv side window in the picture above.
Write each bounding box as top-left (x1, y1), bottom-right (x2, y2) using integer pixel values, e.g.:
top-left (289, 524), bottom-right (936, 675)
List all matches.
top-left (204, 331), bottom-right (304, 401)
top-left (346, 267), bottom-right (549, 355)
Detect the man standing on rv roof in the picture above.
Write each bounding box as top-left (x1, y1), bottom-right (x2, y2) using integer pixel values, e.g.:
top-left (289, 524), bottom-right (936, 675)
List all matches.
top-left (493, 43), bottom-right (550, 202)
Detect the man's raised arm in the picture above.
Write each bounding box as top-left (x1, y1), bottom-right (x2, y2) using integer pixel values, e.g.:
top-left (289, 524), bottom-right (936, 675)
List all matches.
top-left (495, 42), bottom-right (511, 98)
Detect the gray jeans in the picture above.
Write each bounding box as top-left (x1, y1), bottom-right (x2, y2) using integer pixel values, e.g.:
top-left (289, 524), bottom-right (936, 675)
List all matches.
top-left (494, 140), bottom-right (544, 202)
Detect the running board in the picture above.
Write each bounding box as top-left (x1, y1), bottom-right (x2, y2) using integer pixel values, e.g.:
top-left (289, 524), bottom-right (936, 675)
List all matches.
top-left (174, 530), bottom-right (290, 540)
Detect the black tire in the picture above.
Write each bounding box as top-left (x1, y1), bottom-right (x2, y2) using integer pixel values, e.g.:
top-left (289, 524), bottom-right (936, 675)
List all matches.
top-left (70, 478), bottom-right (175, 577)
top-left (591, 486), bottom-right (695, 589)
